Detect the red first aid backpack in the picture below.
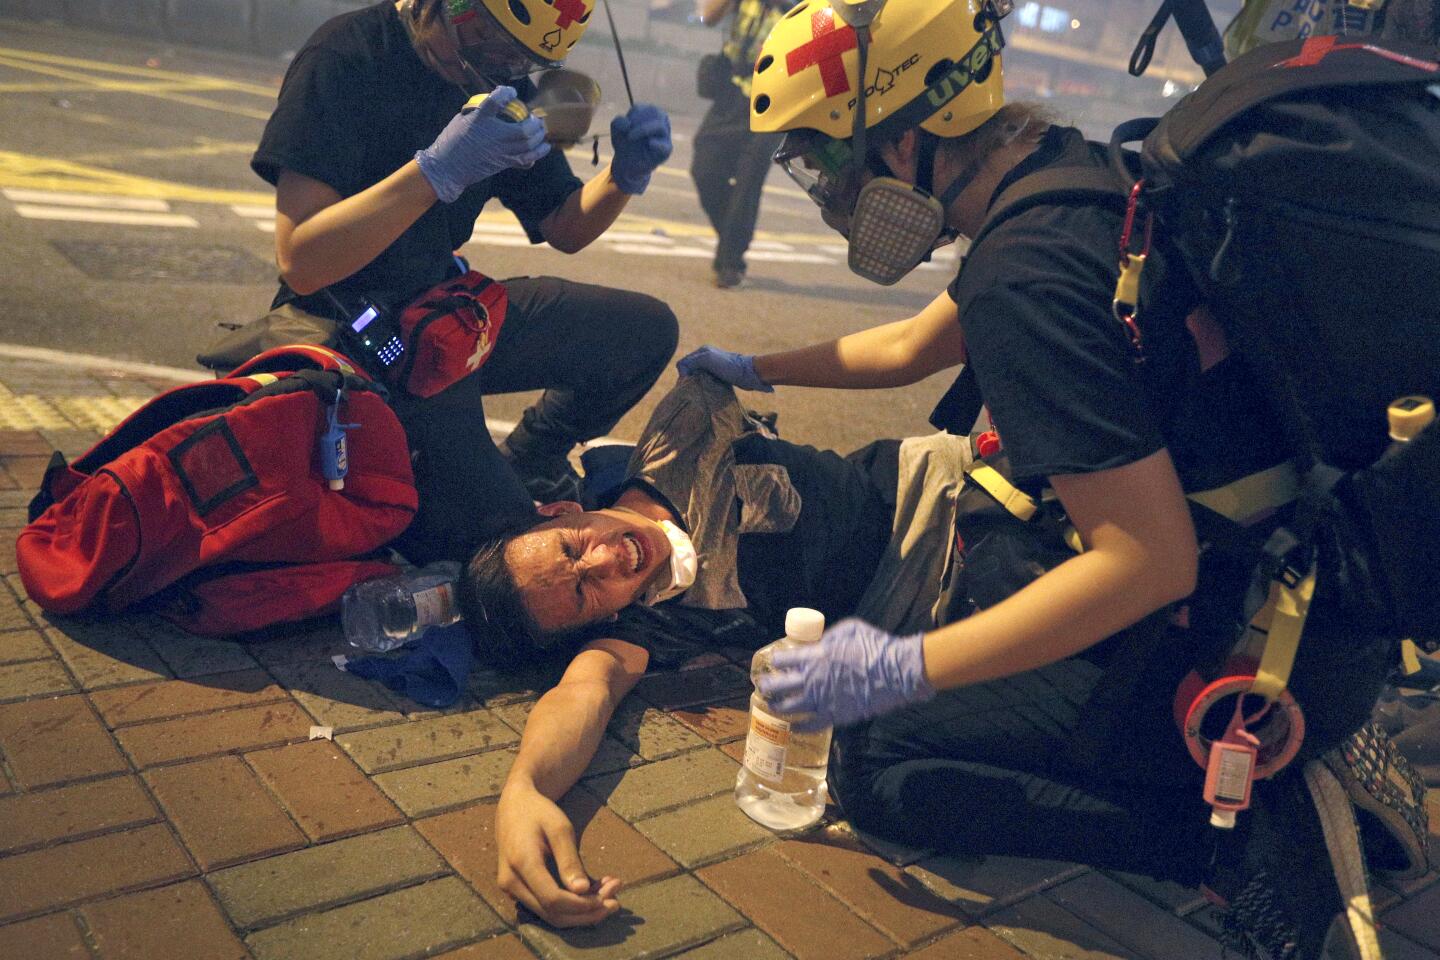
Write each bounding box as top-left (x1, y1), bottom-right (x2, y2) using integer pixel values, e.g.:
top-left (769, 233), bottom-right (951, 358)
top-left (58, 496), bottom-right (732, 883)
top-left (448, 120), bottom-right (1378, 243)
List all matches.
top-left (16, 345), bottom-right (418, 636)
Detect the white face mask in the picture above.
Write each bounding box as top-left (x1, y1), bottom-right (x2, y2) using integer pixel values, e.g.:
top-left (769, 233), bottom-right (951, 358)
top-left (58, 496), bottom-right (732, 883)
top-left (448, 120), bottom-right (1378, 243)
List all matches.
top-left (641, 519), bottom-right (697, 606)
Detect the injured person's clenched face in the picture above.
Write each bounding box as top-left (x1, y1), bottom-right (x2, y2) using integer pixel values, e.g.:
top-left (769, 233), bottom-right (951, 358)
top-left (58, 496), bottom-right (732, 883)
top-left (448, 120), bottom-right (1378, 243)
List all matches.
top-left (505, 507), bottom-right (674, 633)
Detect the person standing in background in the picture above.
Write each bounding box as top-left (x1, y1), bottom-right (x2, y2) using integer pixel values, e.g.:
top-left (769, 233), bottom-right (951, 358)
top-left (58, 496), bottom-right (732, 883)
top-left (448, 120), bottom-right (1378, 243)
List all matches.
top-left (690, 0), bottom-right (794, 289)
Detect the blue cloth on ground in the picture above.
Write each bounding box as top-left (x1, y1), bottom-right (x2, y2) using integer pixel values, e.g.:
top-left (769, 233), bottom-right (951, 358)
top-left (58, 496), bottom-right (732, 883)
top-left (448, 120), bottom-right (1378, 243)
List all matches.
top-left (344, 622), bottom-right (476, 708)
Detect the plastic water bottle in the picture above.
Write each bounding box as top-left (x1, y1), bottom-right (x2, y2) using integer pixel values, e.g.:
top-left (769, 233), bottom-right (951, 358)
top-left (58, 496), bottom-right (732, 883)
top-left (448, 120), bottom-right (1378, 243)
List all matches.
top-left (735, 608), bottom-right (832, 831)
top-left (341, 561), bottom-right (462, 653)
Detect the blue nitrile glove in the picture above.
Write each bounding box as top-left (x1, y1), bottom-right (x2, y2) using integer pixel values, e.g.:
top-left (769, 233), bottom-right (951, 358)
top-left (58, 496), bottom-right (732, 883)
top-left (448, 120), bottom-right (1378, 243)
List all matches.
top-left (759, 617), bottom-right (935, 731)
top-left (609, 104), bottom-right (672, 196)
top-left (415, 86), bottom-right (550, 204)
top-left (676, 345), bottom-right (773, 392)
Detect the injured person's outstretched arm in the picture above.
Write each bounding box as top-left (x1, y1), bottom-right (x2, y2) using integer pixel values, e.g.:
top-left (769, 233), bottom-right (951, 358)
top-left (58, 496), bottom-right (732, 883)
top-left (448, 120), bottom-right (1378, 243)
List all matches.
top-left (495, 636), bottom-right (649, 927)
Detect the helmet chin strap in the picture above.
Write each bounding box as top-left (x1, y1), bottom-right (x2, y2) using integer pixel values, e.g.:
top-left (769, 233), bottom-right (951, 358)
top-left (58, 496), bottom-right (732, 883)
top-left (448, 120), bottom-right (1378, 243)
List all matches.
top-left (931, 112), bottom-right (1035, 231)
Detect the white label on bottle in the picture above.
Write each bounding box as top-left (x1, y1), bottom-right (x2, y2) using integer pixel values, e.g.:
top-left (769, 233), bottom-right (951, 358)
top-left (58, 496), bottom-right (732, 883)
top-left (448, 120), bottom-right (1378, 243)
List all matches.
top-left (1214, 746), bottom-right (1254, 804)
top-left (413, 583), bottom-right (456, 626)
top-left (743, 704), bottom-right (791, 782)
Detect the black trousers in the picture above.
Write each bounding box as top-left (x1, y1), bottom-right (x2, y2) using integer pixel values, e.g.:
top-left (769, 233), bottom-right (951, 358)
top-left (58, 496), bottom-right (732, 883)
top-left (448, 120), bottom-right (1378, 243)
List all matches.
top-left (690, 85), bottom-right (785, 275)
top-left (393, 275), bottom-right (677, 565)
top-left (830, 592), bottom-right (1394, 886)
top-left (734, 436), bottom-right (899, 637)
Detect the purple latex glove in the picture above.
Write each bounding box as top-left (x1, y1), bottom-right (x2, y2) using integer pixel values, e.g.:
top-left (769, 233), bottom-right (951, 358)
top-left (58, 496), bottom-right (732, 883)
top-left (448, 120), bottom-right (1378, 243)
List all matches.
top-left (759, 617), bottom-right (935, 731)
top-left (676, 345), bottom-right (773, 392)
top-left (610, 104), bottom-right (672, 195)
top-left (416, 86), bottom-right (549, 203)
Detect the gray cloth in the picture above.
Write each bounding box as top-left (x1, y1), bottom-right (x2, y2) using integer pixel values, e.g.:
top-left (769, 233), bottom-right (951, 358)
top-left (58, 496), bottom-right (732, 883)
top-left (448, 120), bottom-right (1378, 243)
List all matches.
top-left (625, 375), bottom-right (974, 629)
top-left (855, 432), bottom-right (974, 634)
top-left (625, 373), bottom-right (793, 611)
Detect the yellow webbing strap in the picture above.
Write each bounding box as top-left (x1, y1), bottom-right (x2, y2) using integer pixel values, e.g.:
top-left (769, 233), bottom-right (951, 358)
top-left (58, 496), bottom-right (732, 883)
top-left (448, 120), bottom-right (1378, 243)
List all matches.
top-left (291, 344), bottom-right (356, 375)
top-left (1251, 568), bottom-right (1315, 702)
top-left (1187, 462), bottom-right (1300, 523)
top-left (1400, 639), bottom-right (1422, 676)
top-left (966, 462), bottom-right (1038, 522)
top-left (242, 373), bottom-right (280, 388)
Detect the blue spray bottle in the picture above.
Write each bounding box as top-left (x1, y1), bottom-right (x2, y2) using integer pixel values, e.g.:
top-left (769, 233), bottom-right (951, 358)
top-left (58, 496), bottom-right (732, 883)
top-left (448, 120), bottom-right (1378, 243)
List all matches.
top-left (319, 390), bottom-right (360, 491)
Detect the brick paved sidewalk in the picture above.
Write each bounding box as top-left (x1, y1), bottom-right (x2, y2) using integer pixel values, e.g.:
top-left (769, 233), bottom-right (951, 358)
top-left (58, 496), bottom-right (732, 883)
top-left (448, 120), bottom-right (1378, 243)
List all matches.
top-left (0, 353), bottom-right (1437, 960)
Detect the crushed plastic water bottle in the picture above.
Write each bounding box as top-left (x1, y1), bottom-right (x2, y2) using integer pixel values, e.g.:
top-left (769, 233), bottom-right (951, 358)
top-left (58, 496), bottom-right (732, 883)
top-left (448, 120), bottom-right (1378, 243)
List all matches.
top-left (341, 561), bottom-right (462, 653)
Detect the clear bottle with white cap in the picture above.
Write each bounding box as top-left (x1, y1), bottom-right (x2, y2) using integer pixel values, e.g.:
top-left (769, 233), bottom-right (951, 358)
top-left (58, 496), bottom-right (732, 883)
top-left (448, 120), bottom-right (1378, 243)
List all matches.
top-left (735, 607), bottom-right (833, 831)
top-left (340, 561), bottom-right (462, 654)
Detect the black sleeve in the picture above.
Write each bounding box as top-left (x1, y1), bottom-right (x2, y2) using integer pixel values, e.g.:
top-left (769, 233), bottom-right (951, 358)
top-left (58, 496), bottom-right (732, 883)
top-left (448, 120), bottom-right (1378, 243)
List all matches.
top-left (574, 604), bottom-right (769, 672)
top-left (488, 150), bottom-right (584, 243)
top-left (252, 47), bottom-right (368, 193)
top-left (954, 213), bottom-right (1165, 485)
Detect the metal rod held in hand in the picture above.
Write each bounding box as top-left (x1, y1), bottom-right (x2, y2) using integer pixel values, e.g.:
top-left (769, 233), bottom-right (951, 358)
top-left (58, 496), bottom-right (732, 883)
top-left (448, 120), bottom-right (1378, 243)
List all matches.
top-left (599, 0), bottom-right (635, 108)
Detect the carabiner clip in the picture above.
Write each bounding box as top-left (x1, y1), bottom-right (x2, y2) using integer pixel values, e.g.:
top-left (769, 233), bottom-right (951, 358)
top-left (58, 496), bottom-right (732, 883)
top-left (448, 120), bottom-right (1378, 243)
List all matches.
top-left (1112, 181), bottom-right (1153, 359)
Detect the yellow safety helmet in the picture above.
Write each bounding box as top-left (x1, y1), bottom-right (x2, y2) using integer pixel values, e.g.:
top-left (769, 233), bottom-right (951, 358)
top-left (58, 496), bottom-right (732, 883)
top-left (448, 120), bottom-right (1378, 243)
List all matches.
top-left (750, 0), bottom-right (1006, 141)
top-left (447, 0), bottom-right (595, 73)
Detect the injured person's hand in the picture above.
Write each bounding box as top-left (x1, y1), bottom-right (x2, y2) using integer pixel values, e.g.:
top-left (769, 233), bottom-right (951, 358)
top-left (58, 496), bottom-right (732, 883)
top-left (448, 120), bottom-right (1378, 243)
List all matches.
top-left (495, 783), bottom-right (622, 927)
top-left (760, 617), bottom-right (935, 730)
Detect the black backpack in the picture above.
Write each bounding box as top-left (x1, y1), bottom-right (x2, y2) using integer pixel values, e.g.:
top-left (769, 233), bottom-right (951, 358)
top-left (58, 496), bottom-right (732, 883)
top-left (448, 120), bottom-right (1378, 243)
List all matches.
top-left (968, 35), bottom-right (1440, 645)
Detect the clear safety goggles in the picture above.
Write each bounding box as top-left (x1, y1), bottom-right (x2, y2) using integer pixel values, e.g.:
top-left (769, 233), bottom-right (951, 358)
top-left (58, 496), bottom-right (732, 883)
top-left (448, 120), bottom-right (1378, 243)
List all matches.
top-left (775, 129), bottom-right (868, 237)
top-left (448, 6), bottom-right (543, 86)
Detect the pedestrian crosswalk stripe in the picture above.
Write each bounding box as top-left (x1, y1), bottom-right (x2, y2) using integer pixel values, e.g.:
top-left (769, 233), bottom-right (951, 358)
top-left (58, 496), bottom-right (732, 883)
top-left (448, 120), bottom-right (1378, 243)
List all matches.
top-left (3, 188), bottom-right (170, 211)
top-left (598, 230), bottom-right (674, 245)
top-left (747, 250), bottom-right (836, 265)
top-left (466, 235), bottom-right (534, 248)
top-left (607, 243), bottom-right (713, 259)
top-left (471, 222), bottom-right (527, 235)
top-left (12, 205), bottom-right (198, 228)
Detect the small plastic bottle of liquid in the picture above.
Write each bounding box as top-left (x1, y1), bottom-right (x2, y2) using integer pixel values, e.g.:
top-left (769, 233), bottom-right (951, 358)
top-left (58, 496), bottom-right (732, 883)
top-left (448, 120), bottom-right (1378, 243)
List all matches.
top-left (735, 607), bottom-right (832, 831)
top-left (1385, 395), bottom-right (1435, 452)
top-left (341, 561), bottom-right (462, 653)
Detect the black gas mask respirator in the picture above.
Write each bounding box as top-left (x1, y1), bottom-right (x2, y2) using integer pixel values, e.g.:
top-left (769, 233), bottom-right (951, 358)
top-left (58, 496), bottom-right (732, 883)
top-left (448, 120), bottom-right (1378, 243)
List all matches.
top-left (776, 0), bottom-right (1008, 285)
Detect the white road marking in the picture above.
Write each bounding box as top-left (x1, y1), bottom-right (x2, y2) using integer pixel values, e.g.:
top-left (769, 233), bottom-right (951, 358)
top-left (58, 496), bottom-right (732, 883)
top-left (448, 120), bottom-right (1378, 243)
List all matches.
top-left (3, 188), bottom-right (170, 211)
top-left (471, 222), bottom-right (528, 235)
top-left (12, 204), bottom-right (199, 227)
top-left (0, 342), bottom-right (632, 443)
top-left (746, 250), bottom-right (836, 265)
top-left (230, 203), bottom-right (276, 232)
top-left (466, 235), bottom-right (538, 248)
top-left (0, 342), bottom-right (203, 381)
top-left (598, 230), bottom-right (675, 245)
top-left (607, 243), bottom-right (713, 258)
top-left (749, 239), bottom-right (794, 252)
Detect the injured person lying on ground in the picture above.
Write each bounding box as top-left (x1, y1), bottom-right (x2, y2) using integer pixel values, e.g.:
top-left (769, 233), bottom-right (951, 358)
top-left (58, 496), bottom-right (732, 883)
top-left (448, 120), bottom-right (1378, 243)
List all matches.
top-left (457, 371), bottom-right (979, 927)
top-left (456, 371), bottom-right (1432, 942)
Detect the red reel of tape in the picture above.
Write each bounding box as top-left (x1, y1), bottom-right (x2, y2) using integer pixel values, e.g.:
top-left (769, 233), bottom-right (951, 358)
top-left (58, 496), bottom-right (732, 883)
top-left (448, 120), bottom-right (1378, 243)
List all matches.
top-left (1173, 657), bottom-right (1306, 780)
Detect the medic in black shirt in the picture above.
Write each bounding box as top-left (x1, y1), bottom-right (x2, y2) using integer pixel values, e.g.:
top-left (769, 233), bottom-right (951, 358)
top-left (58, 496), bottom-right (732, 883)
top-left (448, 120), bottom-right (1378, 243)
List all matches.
top-left (676, 0), bottom-right (1413, 957)
top-left (252, 0), bottom-right (679, 560)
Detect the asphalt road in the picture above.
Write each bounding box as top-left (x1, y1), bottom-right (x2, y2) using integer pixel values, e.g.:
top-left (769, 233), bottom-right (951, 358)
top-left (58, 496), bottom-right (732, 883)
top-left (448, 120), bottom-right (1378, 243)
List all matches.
top-left (0, 17), bottom-right (968, 453)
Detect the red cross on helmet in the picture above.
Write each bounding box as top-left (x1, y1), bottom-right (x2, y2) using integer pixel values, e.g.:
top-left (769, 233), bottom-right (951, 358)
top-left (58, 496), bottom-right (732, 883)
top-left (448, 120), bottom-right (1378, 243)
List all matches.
top-left (445, 0), bottom-right (596, 72)
top-left (751, 0), bottom-right (1006, 140)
